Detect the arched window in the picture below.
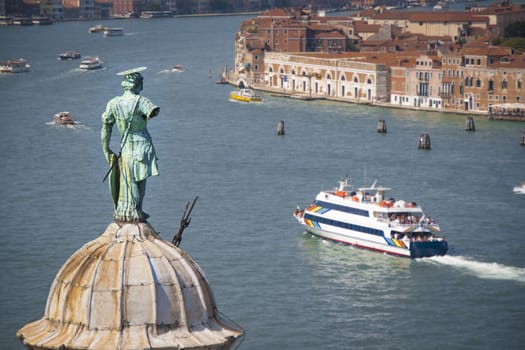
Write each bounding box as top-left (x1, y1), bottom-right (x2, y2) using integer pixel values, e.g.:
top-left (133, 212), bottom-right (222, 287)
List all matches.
top-left (476, 78), bottom-right (481, 88)
top-left (341, 75), bottom-right (346, 81)
top-left (291, 69), bottom-right (296, 75)
top-left (280, 68), bottom-right (284, 74)
top-left (327, 74), bottom-right (331, 80)
top-left (501, 80), bottom-right (507, 89)
top-left (354, 77), bottom-right (358, 83)
top-left (269, 67), bottom-right (273, 73)
top-left (367, 78), bottom-right (372, 84)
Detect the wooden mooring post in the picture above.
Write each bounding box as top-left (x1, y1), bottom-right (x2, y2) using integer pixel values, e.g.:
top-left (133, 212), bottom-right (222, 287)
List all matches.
top-left (277, 120), bottom-right (285, 135)
top-left (377, 119), bottom-right (387, 133)
top-left (418, 133), bottom-right (431, 150)
top-left (465, 117), bottom-right (476, 131)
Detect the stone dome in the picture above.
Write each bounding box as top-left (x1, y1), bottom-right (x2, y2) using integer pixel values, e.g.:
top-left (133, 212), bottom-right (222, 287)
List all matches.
top-left (17, 222), bottom-right (244, 350)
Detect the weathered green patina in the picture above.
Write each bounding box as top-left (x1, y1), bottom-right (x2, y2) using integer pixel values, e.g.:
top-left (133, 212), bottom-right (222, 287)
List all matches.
top-left (101, 67), bottom-right (160, 222)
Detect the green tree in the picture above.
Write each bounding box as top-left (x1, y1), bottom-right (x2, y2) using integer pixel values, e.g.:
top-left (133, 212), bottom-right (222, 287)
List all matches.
top-left (500, 37), bottom-right (525, 51)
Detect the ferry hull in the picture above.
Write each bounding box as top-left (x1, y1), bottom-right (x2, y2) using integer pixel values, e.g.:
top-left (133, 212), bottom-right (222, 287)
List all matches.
top-left (303, 225), bottom-right (446, 259)
top-left (410, 241), bottom-right (448, 258)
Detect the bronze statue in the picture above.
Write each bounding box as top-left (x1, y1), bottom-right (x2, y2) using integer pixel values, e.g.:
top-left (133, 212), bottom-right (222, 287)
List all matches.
top-left (101, 67), bottom-right (160, 222)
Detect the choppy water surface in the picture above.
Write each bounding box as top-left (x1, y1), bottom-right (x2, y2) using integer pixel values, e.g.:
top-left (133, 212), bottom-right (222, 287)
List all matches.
top-left (1, 14), bottom-right (524, 350)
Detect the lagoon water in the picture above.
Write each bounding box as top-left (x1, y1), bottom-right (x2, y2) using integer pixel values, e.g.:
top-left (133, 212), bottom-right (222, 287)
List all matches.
top-left (1, 13), bottom-right (525, 350)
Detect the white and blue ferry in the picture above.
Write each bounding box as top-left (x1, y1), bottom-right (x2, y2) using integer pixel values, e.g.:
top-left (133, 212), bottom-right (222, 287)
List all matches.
top-left (293, 178), bottom-right (448, 258)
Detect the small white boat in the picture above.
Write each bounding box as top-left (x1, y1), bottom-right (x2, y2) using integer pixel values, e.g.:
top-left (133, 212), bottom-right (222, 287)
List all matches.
top-left (229, 88), bottom-right (263, 103)
top-left (53, 111), bottom-right (75, 125)
top-left (89, 24), bottom-right (105, 33)
top-left (0, 58), bottom-right (30, 73)
top-left (294, 177), bottom-right (448, 258)
top-left (171, 64), bottom-right (184, 72)
top-left (32, 16), bottom-right (52, 25)
top-left (433, 1), bottom-right (449, 10)
top-left (79, 57), bottom-right (102, 70)
top-left (58, 51), bottom-right (81, 60)
top-left (103, 27), bottom-right (124, 37)
top-left (513, 182), bottom-right (525, 194)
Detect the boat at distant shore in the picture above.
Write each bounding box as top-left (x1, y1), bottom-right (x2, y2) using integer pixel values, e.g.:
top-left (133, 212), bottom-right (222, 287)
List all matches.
top-left (103, 27), bottom-right (124, 37)
top-left (53, 111), bottom-right (75, 125)
top-left (229, 88), bottom-right (262, 103)
top-left (0, 58), bottom-right (30, 73)
top-left (140, 10), bottom-right (172, 19)
top-left (58, 51), bottom-right (81, 60)
top-left (172, 64), bottom-right (184, 72)
top-left (32, 16), bottom-right (52, 25)
top-left (79, 57), bottom-right (102, 70)
top-left (513, 182), bottom-right (525, 194)
top-left (89, 24), bottom-right (105, 33)
top-left (293, 177), bottom-right (448, 258)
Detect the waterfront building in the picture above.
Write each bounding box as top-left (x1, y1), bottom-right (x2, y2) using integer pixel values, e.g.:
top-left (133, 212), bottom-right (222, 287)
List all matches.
top-left (441, 46), bottom-right (525, 115)
top-left (62, 0), bottom-right (95, 18)
top-left (40, 0), bottom-right (63, 19)
top-left (468, 1), bottom-right (525, 37)
top-left (259, 52), bottom-right (390, 102)
top-left (112, 0), bottom-right (138, 16)
top-left (352, 8), bottom-right (491, 42)
top-left (390, 53), bottom-right (443, 110)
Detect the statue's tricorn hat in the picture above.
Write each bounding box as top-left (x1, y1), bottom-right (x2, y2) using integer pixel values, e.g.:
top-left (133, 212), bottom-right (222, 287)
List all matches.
top-left (117, 66), bottom-right (147, 76)
top-left (117, 67), bottom-right (147, 90)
